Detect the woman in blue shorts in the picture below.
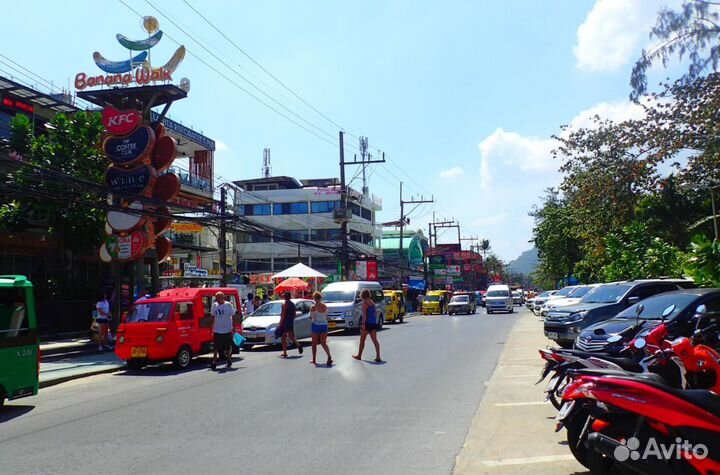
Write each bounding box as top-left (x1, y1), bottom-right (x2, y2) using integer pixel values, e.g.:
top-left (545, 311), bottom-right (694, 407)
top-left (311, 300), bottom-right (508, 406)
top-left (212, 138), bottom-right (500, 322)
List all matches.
top-left (309, 291), bottom-right (333, 366)
top-left (353, 289), bottom-right (382, 362)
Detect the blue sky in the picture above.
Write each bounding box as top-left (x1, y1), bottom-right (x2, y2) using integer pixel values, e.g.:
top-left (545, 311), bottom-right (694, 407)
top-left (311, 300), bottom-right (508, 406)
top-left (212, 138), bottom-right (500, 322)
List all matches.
top-left (0, 0), bottom-right (682, 261)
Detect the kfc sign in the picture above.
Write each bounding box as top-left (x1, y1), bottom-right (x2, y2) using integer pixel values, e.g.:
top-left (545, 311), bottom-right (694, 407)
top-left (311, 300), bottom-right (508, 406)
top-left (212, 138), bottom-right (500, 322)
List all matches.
top-left (102, 106), bottom-right (142, 135)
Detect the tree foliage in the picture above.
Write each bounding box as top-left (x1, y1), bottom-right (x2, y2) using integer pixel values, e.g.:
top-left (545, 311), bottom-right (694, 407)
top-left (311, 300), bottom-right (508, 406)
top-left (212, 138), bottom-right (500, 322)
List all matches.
top-left (631, 0), bottom-right (720, 101)
top-left (685, 234), bottom-right (720, 286)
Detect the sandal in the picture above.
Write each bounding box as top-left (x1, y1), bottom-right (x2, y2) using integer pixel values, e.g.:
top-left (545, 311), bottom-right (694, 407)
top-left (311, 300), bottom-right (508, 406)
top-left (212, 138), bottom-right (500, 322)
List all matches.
top-left (297, 344), bottom-right (303, 354)
top-left (352, 355), bottom-right (361, 360)
top-left (327, 358), bottom-right (333, 367)
top-left (374, 358), bottom-right (383, 363)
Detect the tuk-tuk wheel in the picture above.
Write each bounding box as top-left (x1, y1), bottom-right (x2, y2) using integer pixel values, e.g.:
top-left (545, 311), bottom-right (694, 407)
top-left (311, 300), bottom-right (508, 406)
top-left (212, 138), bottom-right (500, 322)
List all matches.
top-left (126, 360), bottom-right (144, 371)
top-left (174, 345), bottom-right (193, 369)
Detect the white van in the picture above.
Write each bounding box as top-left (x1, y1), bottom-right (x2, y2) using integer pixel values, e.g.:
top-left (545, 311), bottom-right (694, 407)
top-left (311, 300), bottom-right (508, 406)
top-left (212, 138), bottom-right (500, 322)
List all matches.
top-left (321, 281), bottom-right (386, 331)
top-left (485, 284), bottom-right (514, 314)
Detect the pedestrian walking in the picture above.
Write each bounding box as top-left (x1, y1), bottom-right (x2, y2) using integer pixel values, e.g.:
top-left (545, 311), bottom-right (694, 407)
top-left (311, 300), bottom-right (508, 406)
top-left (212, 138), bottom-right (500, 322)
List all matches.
top-left (416, 294), bottom-right (423, 312)
top-left (210, 291), bottom-right (235, 370)
top-left (95, 293), bottom-right (111, 351)
top-left (279, 291), bottom-right (303, 358)
top-left (353, 289), bottom-right (382, 362)
top-left (244, 292), bottom-right (255, 315)
top-left (309, 291), bottom-right (332, 366)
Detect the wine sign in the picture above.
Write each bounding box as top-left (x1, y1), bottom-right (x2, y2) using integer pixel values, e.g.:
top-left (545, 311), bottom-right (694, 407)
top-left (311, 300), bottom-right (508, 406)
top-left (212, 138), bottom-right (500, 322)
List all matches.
top-left (105, 165), bottom-right (155, 198)
top-left (102, 106), bottom-right (142, 135)
top-left (103, 125), bottom-right (155, 166)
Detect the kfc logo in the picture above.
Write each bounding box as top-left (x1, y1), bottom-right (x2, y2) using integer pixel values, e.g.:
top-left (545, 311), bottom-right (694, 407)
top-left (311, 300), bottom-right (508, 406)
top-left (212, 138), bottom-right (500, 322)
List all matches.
top-left (102, 106), bottom-right (141, 135)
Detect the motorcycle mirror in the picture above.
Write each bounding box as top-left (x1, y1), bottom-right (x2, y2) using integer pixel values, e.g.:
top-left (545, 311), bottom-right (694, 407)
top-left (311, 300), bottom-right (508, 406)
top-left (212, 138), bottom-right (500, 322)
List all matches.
top-left (635, 303), bottom-right (644, 316)
top-left (696, 304), bottom-right (708, 315)
top-left (607, 335), bottom-right (622, 344)
top-left (633, 337), bottom-right (647, 350)
top-left (661, 304), bottom-right (675, 322)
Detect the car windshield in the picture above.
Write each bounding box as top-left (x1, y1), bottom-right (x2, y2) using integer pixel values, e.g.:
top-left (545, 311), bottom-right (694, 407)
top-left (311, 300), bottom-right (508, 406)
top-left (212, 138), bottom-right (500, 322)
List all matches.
top-left (581, 284), bottom-right (632, 304)
top-left (568, 286), bottom-right (594, 298)
top-left (451, 296), bottom-right (469, 303)
top-left (617, 293), bottom-right (697, 320)
top-left (487, 290), bottom-right (509, 297)
top-left (252, 301), bottom-right (284, 316)
top-left (321, 290), bottom-right (356, 303)
top-left (424, 295), bottom-right (439, 302)
top-left (537, 291), bottom-right (554, 298)
top-left (125, 302), bottom-right (173, 323)
top-left (553, 287), bottom-right (576, 297)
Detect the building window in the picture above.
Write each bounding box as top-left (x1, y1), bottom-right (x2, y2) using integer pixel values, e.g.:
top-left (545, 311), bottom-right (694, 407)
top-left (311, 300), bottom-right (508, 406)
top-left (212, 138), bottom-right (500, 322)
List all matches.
top-left (311, 201), bottom-right (341, 213)
top-left (311, 229), bottom-right (342, 241)
top-left (240, 204), bottom-right (271, 216)
top-left (252, 184), bottom-right (277, 191)
top-left (361, 207), bottom-right (372, 221)
top-left (237, 232), bottom-right (271, 243)
top-left (275, 230), bottom-right (309, 241)
top-left (273, 202), bottom-right (308, 215)
top-left (349, 231), bottom-right (372, 245)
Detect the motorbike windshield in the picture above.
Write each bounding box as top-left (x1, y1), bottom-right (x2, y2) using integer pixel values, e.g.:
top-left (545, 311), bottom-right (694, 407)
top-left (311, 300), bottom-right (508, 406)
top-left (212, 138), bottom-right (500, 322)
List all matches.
top-left (125, 302), bottom-right (173, 323)
top-left (321, 291), bottom-right (356, 303)
top-left (581, 284), bottom-right (632, 304)
top-left (617, 293), bottom-right (696, 320)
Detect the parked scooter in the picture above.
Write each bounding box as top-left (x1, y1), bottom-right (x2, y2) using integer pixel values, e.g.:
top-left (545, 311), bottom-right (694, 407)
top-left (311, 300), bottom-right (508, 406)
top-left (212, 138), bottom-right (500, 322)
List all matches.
top-left (557, 311), bottom-right (720, 474)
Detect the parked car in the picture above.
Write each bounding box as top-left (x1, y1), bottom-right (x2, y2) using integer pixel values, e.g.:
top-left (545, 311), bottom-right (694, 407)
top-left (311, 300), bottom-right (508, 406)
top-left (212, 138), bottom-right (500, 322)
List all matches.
top-left (541, 284), bottom-right (600, 316)
top-left (241, 299), bottom-right (314, 350)
top-left (321, 281), bottom-right (386, 331)
top-left (543, 279), bottom-right (691, 348)
top-left (115, 287), bottom-right (243, 370)
top-left (532, 290), bottom-right (557, 314)
top-left (486, 284), bottom-right (514, 314)
top-left (574, 288), bottom-right (720, 352)
top-left (448, 295), bottom-right (473, 315)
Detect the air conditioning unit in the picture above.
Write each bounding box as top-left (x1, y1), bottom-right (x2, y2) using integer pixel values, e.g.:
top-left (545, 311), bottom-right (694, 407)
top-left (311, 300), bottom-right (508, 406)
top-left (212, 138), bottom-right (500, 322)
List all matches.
top-left (333, 207), bottom-right (353, 224)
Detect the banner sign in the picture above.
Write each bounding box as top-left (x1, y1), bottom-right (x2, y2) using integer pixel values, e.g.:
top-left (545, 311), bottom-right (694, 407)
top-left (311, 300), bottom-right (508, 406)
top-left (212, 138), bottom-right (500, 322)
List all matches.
top-left (183, 264), bottom-right (208, 277)
top-left (107, 201), bottom-right (144, 232)
top-left (446, 265), bottom-right (461, 275)
top-left (105, 164), bottom-right (155, 198)
top-left (171, 223), bottom-right (203, 233)
top-left (105, 231), bottom-right (145, 262)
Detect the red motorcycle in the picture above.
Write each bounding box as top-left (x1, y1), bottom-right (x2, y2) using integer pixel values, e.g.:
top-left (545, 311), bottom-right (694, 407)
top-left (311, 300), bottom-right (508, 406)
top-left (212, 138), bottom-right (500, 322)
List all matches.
top-left (559, 318), bottom-right (720, 474)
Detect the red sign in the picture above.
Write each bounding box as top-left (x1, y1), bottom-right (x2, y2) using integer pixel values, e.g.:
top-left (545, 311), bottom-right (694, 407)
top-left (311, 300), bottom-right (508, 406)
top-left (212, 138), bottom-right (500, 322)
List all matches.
top-left (367, 260), bottom-right (378, 280)
top-left (102, 106), bottom-right (141, 135)
top-left (105, 230), bottom-right (145, 262)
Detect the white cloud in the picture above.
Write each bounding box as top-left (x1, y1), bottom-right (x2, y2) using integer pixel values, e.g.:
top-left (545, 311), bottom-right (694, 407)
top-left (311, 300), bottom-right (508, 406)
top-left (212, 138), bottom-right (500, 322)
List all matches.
top-left (573, 0), bottom-right (673, 72)
top-left (440, 166), bottom-right (464, 178)
top-left (215, 140), bottom-right (230, 152)
top-left (567, 100), bottom-right (646, 130)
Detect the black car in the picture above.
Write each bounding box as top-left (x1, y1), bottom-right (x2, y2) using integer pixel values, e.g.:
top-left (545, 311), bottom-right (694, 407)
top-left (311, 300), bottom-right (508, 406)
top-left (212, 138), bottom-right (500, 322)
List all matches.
top-left (575, 288), bottom-right (720, 351)
top-left (543, 279), bottom-right (693, 348)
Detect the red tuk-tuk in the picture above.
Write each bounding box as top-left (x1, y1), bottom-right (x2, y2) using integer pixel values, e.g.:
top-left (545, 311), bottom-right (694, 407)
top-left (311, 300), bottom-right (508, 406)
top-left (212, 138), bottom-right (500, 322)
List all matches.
top-left (115, 287), bottom-right (242, 370)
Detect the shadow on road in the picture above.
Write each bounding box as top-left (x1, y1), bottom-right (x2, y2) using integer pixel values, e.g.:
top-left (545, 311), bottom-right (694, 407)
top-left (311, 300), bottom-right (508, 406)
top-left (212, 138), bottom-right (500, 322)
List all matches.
top-left (113, 355), bottom-right (245, 377)
top-left (0, 404), bottom-right (34, 423)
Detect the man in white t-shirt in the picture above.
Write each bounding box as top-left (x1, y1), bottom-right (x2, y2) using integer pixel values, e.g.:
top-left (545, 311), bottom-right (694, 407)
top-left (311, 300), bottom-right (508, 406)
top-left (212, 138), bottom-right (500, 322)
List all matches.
top-left (210, 291), bottom-right (236, 370)
top-left (243, 293), bottom-right (255, 315)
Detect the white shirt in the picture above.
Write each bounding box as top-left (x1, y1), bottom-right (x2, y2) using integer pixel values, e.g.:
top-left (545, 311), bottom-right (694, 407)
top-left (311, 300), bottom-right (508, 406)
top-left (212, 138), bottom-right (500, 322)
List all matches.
top-left (211, 301), bottom-right (235, 334)
top-left (96, 299), bottom-right (110, 319)
top-left (310, 309), bottom-right (328, 325)
top-left (244, 299), bottom-right (255, 315)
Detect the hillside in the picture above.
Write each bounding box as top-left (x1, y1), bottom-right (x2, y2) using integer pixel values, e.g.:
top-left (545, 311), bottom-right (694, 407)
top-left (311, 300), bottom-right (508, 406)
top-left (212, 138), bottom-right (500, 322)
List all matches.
top-left (506, 248), bottom-right (539, 276)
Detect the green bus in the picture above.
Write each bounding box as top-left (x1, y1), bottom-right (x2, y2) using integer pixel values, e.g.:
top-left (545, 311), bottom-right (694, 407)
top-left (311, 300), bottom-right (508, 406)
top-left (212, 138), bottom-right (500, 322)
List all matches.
top-left (0, 275), bottom-right (39, 409)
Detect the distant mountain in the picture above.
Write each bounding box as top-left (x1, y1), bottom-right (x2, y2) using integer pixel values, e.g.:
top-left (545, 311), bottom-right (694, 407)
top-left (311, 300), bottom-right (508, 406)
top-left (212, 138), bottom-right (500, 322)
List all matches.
top-left (506, 248), bottom-right (539, 276)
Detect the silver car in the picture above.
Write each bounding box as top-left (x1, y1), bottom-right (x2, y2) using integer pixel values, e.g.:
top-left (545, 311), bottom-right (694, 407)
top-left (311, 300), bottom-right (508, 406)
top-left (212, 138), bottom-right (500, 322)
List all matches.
top-left (241, 299), bottom-right (313, 350)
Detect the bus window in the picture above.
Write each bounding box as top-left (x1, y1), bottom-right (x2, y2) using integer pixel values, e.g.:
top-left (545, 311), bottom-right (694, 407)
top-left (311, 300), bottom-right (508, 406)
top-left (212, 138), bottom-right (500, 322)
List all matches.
top-left (0, 289), bottom-right (27, 339)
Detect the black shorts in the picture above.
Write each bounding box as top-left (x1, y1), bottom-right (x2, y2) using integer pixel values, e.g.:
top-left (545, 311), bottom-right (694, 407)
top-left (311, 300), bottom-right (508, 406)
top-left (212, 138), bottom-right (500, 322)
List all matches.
top-left (364, 323), bottom-right (380, 332)
top-left (213, 332), bottom-right (232, 352)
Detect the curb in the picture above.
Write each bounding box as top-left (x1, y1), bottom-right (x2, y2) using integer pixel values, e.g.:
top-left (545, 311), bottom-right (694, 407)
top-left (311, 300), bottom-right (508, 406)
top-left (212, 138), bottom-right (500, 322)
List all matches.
top-left (39, 365), bottom-right (124, 389)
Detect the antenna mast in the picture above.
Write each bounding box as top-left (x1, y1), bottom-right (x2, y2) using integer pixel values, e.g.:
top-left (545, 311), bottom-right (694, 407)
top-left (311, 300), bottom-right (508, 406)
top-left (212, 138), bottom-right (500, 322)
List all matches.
top-left (262, 147), bottom-right (272, 178)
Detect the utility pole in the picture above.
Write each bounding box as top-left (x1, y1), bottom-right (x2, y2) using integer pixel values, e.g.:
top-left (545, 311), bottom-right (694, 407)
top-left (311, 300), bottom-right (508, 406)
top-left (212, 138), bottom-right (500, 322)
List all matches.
top-left (338, 131), bottom-right (385, 280)
top-left (219, 185), bottom-right (227, 286)
top-left (399, 182), bottom-right (433, 287)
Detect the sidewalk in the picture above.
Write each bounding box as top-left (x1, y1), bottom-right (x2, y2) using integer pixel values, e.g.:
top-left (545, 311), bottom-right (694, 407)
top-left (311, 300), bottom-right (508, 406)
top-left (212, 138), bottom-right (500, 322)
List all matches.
top-left (40, 349), bottom-right (124, 388)
top-left (453, 310), bottom-right (587, 475)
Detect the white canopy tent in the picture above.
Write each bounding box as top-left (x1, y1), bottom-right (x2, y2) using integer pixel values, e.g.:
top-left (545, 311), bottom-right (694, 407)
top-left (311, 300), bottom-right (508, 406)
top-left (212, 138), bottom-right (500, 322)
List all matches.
top-left (271, 262), bottom-right (327, 279)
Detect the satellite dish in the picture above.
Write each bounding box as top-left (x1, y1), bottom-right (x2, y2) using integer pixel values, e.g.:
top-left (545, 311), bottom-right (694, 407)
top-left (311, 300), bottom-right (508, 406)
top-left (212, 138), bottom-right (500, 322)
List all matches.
top-left (179, 77), bottom-right (191, 93)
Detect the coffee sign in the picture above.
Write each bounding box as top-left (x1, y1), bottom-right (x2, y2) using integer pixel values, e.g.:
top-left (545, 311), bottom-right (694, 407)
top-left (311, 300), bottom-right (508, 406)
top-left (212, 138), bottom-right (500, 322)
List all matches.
top-left (105, 231), bottom-right (145, 262)
top-left (102, 106), bottom-right (141, 135)
top-left (105, 164), bottom-right (155, 198)
top-left (102, 126), bottom-right (155, 166)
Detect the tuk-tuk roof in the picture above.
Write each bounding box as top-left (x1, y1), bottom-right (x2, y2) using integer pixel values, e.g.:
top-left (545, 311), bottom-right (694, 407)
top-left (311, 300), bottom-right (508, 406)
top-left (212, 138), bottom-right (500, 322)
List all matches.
top-left (0, 275), bottom-right (32, 287)
top-left (157, 287), bottom-right (240, 299)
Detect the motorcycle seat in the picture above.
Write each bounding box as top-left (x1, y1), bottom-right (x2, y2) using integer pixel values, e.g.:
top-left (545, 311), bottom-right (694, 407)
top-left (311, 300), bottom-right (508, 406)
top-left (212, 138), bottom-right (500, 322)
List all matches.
top-left (609, 375), bottom-right (720, 416)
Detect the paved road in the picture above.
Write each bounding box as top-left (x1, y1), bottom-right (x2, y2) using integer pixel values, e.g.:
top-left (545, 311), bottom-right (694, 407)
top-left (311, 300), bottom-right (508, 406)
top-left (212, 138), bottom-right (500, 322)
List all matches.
top-left (0, 309), bottom-right (518, 475)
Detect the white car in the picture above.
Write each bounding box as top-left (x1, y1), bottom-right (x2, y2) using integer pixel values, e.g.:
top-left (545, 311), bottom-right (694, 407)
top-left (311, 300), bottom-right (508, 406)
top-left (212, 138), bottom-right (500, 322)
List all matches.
top-left (541, 285), bottom-right (600, 315)
top-left (241, 299), bottom-right (313, 350)
top-left (486, 284), bottom-right (514, 314)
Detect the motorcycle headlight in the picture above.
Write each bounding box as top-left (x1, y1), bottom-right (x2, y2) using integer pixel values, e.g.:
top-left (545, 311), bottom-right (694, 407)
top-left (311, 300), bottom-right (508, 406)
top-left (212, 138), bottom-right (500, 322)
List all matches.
top-left (567, 311), bottom-right (587, 322)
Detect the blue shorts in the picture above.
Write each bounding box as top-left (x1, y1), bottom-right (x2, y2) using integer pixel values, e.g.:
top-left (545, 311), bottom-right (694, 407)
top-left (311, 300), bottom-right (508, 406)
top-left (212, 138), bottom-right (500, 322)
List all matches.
top-left (311, 323), bottom-right (328, 334)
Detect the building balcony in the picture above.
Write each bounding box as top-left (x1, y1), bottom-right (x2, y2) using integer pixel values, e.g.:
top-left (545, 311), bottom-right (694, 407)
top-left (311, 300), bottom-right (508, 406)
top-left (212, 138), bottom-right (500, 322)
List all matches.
top-left (167, 167), bottom-right (213, 198)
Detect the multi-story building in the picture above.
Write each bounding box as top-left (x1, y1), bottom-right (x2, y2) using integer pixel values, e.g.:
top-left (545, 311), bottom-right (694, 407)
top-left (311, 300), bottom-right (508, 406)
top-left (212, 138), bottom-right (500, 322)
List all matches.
top-left (232, 176), bottom-right (382, 278)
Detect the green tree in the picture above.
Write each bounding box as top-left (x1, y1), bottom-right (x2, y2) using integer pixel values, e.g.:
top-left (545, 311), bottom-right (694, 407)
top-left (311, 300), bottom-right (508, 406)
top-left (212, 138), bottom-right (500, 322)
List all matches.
top-left (685, 234), bottom-right (720, 286)
top-left (603, 221), bottom-right (684, 281)
top-left (631, 0), bottom-right (720, 101)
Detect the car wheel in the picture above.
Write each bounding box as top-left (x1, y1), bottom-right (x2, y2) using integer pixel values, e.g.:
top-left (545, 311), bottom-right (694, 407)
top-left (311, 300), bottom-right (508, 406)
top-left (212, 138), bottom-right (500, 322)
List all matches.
top-left (127, 360), bottom-right (144, 371)
top-left (510, 307), bottom-right (515, 313)
top-left (0, 386), bottom-right (5, 410)
top-left (487, 310), bottom-right (492, 314)
top-left (566, 409), bottom-right (591, 468)
top-left (242, 344), bottom-right (254, 351)
top-left (378, 315), bottom-right (384, 330)
top-left (174, 345), bottom-right (193, 370)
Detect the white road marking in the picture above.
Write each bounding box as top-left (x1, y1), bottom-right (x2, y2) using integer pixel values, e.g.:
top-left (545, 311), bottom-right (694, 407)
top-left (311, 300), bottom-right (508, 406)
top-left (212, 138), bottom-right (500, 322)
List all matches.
top-left (493, 401), bottom-right (549, 407)
top-left (481, 454), bottom-right (577, 466)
